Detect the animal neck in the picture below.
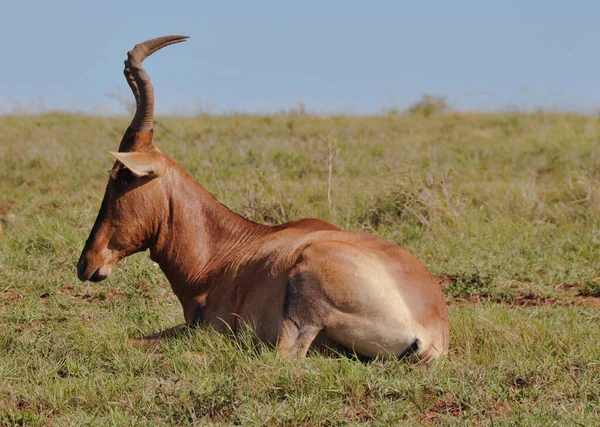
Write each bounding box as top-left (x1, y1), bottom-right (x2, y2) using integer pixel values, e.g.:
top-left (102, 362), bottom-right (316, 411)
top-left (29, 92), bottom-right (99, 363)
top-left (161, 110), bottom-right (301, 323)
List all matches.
top-left (149, 165), bottom-right (269, 295)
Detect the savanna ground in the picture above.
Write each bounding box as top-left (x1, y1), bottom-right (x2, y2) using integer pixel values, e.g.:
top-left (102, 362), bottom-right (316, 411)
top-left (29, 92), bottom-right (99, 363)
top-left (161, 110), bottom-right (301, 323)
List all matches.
top-left (1, 111), bottom-right (600, 425)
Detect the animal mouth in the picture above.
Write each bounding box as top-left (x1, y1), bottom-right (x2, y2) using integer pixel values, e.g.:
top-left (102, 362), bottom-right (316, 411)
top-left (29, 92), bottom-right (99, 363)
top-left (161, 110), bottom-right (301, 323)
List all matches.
top-left (89, 267), bottom-right (109, 282)
top-left (77, 259), bottom-right (110, 282)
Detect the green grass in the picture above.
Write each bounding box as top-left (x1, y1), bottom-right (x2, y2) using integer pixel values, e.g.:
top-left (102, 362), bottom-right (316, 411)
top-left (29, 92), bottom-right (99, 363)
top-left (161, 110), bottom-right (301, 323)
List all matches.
top-left (1, 112), bottom-right (600, 424)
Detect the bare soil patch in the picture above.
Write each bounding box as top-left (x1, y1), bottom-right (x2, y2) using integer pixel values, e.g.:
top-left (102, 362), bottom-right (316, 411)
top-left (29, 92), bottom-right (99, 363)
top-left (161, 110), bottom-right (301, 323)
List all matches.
top-left (58, 285), bottom-right (126, 303)
top-left (440, 276), bottom-right (600, 309)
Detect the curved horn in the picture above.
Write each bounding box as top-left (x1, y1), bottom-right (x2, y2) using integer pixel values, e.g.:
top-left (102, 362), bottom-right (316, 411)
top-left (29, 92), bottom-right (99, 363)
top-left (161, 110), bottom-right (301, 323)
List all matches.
top-left (125, 35), bottom-right (189, 132)
top-left (123, 60), bottom-right (140, 108)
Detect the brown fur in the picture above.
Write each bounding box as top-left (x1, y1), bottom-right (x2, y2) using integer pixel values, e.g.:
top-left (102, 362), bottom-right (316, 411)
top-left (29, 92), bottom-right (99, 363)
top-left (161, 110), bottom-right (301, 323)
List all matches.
top-left (77, 36), bottom-right (449, 361)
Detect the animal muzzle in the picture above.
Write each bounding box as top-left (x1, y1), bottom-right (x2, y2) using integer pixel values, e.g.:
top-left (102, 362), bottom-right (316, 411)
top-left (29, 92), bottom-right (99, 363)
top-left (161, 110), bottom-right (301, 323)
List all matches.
top-left (77, 250), bottom-right (113, 282)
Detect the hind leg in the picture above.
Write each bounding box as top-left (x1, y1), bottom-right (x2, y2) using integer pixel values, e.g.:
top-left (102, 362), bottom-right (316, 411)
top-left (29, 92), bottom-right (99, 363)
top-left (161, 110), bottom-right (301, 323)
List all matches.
top-left (277, 319), bottom-right (321, 357)
top-left (277, 270), bottom-right (328, 358)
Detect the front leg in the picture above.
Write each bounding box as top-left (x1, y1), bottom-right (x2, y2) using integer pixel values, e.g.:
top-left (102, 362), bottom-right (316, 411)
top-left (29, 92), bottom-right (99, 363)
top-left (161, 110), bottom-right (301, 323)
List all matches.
top-left (130, 299), bottom-right (204, 347)
top-left (142, 324), bottom-right (189, 339)
top-left (129, 324), bottom-right (189, 348)
top-left (182, 296), bottom-right (206, 327)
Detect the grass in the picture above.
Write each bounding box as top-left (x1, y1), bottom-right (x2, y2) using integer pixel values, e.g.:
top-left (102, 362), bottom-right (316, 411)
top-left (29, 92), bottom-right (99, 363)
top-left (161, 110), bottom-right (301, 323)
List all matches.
top-left (1, 111), bottom-right (600, 424)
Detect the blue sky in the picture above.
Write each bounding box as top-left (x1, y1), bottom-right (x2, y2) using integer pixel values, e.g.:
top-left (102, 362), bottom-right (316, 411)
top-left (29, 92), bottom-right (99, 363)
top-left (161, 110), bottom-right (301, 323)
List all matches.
top-left (1, 1), bottom-right (599, 115)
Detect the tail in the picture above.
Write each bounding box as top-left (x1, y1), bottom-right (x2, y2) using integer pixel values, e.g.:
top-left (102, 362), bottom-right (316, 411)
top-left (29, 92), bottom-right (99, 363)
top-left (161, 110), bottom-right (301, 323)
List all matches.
top-left (397, 338), bottom-right (421, 360)
top-left (404, 319), bottom-right (449, 363)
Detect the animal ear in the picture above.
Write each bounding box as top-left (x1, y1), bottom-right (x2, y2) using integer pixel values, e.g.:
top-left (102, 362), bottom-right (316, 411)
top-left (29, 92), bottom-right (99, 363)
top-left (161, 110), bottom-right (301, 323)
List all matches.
top-left (109, 151), bottom-right (164, 177)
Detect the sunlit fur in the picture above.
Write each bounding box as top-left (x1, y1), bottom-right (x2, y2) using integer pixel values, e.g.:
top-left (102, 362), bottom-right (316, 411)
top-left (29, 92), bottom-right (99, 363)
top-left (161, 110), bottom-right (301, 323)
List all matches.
top-left (77, 36), bottom-right (449, 361)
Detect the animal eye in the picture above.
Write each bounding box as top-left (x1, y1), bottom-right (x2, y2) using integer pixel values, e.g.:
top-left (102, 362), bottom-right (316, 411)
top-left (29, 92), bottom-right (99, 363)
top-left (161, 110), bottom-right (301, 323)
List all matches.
top-left (119, 174), bottom-right (132, 185)
top-left (116, 169), bottom-right (135, 186)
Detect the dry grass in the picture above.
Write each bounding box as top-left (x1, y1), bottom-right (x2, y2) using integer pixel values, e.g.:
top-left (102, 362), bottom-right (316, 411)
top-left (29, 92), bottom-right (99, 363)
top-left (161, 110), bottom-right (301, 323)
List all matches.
top-left (1, 112), bottom-right (600, 424)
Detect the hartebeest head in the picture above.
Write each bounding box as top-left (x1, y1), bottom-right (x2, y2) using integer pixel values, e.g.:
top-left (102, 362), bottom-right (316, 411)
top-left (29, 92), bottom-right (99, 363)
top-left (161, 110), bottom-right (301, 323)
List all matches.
top-left (77, 35), bottom-right (188, 282)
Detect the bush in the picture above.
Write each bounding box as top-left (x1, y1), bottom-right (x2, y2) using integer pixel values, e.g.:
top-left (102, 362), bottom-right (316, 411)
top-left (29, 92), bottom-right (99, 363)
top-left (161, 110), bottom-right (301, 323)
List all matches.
top-left (407, 94), bottom-right (449, 117)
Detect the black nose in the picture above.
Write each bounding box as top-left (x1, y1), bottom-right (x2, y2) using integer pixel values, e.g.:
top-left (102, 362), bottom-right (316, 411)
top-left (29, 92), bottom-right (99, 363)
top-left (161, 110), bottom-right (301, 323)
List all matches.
top-left (77, 255), bottom-right (88, 282)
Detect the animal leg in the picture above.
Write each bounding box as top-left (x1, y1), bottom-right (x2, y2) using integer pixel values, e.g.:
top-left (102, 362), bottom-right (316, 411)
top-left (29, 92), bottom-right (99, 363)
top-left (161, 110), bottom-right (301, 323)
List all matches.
top-left (277, 271), bottom-right (327, 357)
top-left (277, 318), bottom-right (321, 357)
top-left (142, 324), bottom-right (189, 339)
top-left (129, 324), bottom-right (189, 348)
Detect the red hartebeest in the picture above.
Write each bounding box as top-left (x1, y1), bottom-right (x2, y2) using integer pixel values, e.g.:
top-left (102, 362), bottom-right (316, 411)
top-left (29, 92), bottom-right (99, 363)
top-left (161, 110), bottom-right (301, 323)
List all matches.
top-left (77, 36), bottom-right (449, 361)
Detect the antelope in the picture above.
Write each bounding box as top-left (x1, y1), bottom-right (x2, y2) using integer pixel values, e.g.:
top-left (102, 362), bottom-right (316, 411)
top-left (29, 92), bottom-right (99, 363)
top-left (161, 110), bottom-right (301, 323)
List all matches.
top-left (77, 35), bottom-right (449, 361)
